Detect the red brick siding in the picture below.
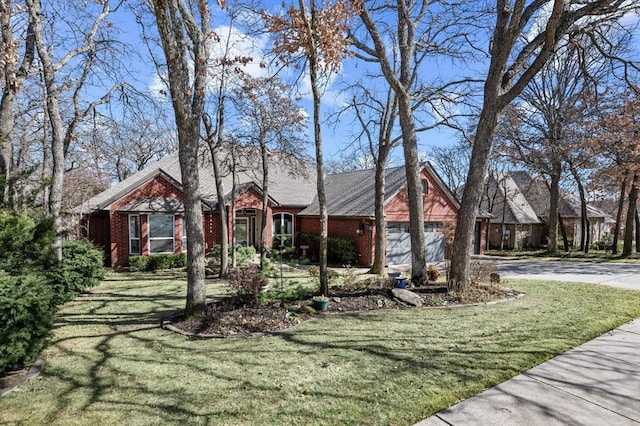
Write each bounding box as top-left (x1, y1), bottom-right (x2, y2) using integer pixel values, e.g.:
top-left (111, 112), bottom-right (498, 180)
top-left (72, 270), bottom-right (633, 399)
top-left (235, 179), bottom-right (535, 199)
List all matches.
top-left (204, 211), bottom-right (218, 253)
top-left (385, 169), bottom-right (458, 223)
top-left (81, 212), bottom-right (111, 265)
top-left (299, 216), bottom-right (373, 266)
top-left (478, 220), bottom-right (487, 254)
top-left (108, 175), bottom-right (202, 268)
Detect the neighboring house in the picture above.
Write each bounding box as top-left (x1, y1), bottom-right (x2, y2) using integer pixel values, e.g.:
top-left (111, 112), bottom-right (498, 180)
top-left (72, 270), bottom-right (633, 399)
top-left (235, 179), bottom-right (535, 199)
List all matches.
top-left (76, 148), bottom-right (487, 268)
top-left (480, 171), bottom-right (612, 250)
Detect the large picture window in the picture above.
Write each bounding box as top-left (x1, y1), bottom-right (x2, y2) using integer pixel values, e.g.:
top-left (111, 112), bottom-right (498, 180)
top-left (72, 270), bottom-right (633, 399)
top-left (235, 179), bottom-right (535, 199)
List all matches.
top-left (149, 215), bottom-right (175, 254)
top-left (273, 213), bottom-right (294, 247)
top-left (129, 215), bottom-right (140, 254)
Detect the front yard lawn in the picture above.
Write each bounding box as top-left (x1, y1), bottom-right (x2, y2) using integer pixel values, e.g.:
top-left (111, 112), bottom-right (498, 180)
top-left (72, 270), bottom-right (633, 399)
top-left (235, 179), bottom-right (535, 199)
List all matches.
top-left (2, 271), bottom-right (640, 425)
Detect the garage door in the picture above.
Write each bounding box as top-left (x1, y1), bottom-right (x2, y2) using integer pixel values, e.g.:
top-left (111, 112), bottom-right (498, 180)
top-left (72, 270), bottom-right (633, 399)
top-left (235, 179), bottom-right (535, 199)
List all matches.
top-left (386, 222), bottom-right (445, 265)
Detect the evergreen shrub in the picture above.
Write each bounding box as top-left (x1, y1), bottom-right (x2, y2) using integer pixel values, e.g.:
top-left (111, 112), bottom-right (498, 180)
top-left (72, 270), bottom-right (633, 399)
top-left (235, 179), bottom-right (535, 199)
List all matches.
top-left (0, 273), bottom-right (56, 373)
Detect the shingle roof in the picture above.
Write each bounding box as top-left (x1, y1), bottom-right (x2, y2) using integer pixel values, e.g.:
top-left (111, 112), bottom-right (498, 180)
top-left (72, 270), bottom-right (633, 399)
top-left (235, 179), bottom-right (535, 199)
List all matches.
top-left (76, 146), bottom-right (317, 213)
top-left (482, 170), bottom-right (612, 224)
top-left (298, 165), bottom-right (406, 217)
top-left (299, 162), bottom-right (460, 217)
top-left (481, 173), bottom-right (542, 224)
top-left (510, 171), bottom-right (611, 220)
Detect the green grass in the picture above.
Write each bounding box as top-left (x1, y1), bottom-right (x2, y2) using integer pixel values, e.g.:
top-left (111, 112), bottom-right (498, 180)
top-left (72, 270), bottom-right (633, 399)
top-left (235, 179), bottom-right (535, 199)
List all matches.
top-left (2, 272), bottom-right (640, 425)
top-left (485, 248), bottom-right (640, 263)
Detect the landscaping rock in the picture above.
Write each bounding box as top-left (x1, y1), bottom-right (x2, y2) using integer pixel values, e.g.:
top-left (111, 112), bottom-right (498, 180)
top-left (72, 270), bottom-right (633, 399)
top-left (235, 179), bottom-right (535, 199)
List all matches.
top-left (391, 288), bottom-right (423, 307)
top-left (301, 305), bottom-right (316, 315)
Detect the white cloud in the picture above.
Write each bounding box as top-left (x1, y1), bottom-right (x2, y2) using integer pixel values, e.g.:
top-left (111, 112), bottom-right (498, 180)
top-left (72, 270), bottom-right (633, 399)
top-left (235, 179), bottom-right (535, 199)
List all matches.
top-left (149, 25), bottom-right (271, 97)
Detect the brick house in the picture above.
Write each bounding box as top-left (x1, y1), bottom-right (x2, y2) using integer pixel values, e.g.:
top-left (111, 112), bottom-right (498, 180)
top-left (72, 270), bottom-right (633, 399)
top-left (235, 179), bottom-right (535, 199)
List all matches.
top-left (479, 171), bottom-right (612, 250)
top-left (76, 148), bottom-right (486, 268)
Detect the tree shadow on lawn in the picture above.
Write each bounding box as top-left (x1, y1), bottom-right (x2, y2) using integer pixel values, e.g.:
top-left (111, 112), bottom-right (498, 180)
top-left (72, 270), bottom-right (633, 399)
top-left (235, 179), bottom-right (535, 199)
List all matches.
top-left (32, 280), bottom-right (598, 424)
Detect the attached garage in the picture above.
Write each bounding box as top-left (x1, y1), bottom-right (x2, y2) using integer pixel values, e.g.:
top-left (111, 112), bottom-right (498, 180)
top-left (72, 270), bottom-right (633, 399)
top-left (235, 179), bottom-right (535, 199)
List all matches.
top-left (386, 222), bottom-right (445, 265)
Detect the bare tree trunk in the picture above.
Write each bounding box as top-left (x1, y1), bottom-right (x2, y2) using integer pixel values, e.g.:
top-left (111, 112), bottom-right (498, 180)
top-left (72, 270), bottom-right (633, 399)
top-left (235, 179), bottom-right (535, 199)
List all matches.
top-left (558, 213), bottom-right (569, 252)
top-left (612, 175), bottom-right (628, 255)
top-left (231, 149), bottom-right (237, 268)
top-left (203, 110), bottom-right (228, 277)
top-left (450, 107), bottom-right (499, 289)
top-left (572, 169), bottom-right (590, 253)
top-left (371, 150), bottom-right (388, 275)
top-left (397, 96), bottom-right (426, 284)
top-left (152, 0), bottom-right (210, 317)
top-left (27, 0), bottom-right (65, 263)
top-left (0, 1), bottom-right (34, 207)
top-left (351, 88), bottom-right (396, 275)
top-left (547, 161), bottom-right (562, 253)
top-left (623, 173), bottom-right (638, 257)
top-left (260, 136), bottom-right (269, 269)
top-left (210, 145), bottom-right (228, 276)
top-left (298, 0), bottom-right (329, 296)
top-left (635, 209), bottom-right (640, 253)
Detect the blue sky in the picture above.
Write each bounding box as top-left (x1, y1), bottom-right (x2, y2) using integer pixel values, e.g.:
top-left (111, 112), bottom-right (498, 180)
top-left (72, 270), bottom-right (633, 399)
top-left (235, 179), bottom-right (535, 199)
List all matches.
top-left (104, 1), bottom-right (473, 165)
top-left (108, 1), bottom-right (640, 165)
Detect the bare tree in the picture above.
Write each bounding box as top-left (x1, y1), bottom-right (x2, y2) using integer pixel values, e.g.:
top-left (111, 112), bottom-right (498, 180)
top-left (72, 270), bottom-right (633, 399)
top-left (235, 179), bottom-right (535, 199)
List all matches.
top-left (151, 0), bottom-right (215, 317)
top-left (233, 75), bottom-right (307, 268)
top-left (427, 141), bottom-right (471, 192)
top-left (26, 0), bottom-right (122, 261)
top-left (450, 0), bottom-right (640, 288)
top-left (0, 1), bottom-right (35, 207)
top-left (496, 28), bottom-right (630, 253)
top-left (351, 0), bottom-right (479, 284)
top-left (591, 89), bottom-right (640, 255)
top-left (350, 86), bottom-right (398, 274)
top-left (263, 0), bottom-right (354, 296)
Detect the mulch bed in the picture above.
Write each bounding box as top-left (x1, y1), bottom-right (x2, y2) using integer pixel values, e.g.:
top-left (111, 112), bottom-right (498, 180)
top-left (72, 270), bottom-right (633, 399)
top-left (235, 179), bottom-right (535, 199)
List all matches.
top-left (168, 285), bottom-right (523, 338)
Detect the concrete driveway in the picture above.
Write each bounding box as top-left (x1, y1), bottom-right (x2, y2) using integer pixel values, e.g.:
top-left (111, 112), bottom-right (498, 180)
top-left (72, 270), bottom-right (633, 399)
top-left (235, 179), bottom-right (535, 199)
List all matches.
top-left (486, 258), bottom-right (640, 290)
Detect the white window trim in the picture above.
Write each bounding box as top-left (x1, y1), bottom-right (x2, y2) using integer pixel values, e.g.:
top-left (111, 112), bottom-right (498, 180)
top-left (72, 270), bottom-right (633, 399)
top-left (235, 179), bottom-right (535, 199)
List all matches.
top-left (148, 215), bottom-right (175, 254)
top-left (273, 212), bottom-right (295, 247)
top-left (129, 215), bottom-right (141, 254)
top-left (181, 216), bottom-right (187, 253)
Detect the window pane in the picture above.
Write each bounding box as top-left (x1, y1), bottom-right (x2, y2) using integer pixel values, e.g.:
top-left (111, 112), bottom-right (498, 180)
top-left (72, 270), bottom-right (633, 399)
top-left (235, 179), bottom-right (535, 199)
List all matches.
top-left (129, 215), bottom-right (140, 238)
top-left (236, 221), bottom-right (248, 246)
top-left (130, 239), bottom-right (140, 254)
top-left (149, 216), bottom-right (174, 238)
top-left (150, 239), bottom-right (173, 253)
top-left (273, 213), bottom-right (294, 246)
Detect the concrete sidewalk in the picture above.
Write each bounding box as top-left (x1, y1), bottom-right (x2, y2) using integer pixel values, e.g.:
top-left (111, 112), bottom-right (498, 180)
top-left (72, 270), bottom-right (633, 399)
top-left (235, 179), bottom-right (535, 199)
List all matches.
top-left (416, 318), bottom-right (640, 425)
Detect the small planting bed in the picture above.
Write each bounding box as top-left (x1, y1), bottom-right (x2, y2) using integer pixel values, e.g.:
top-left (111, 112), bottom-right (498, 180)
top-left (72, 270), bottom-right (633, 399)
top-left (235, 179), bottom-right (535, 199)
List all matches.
top-left (168, 284), bottom-right (521, 337)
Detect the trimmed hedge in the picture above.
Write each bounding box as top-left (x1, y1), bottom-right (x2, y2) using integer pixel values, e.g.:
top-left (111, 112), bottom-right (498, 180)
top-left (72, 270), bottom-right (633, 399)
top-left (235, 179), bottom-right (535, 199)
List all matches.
top-left (128, 253), bottom-right (187, 272)
top-left (298, 233), bottom-right (358, 265)
top-left (0, 272), bottom-right (56, 374)
top-left (207, 244), bottom-right (256, 267)
top-left (128, 255), bottom-right (150, 272)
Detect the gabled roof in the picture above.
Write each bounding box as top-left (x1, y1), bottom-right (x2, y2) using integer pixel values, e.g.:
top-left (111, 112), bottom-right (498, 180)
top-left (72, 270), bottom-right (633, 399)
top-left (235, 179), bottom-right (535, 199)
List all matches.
top-left (299, 162), bottom-right (459, 217)
top-left (482, 170), bottom-right (613, 224)
top-left (76, 146), bottom-right (317, 213)
top-left (481, 173), bottom-right (542, 224)
top-left (73, 155), bottom-right (183, 213)
top-left (225, 182), bottom-right (279, 206)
